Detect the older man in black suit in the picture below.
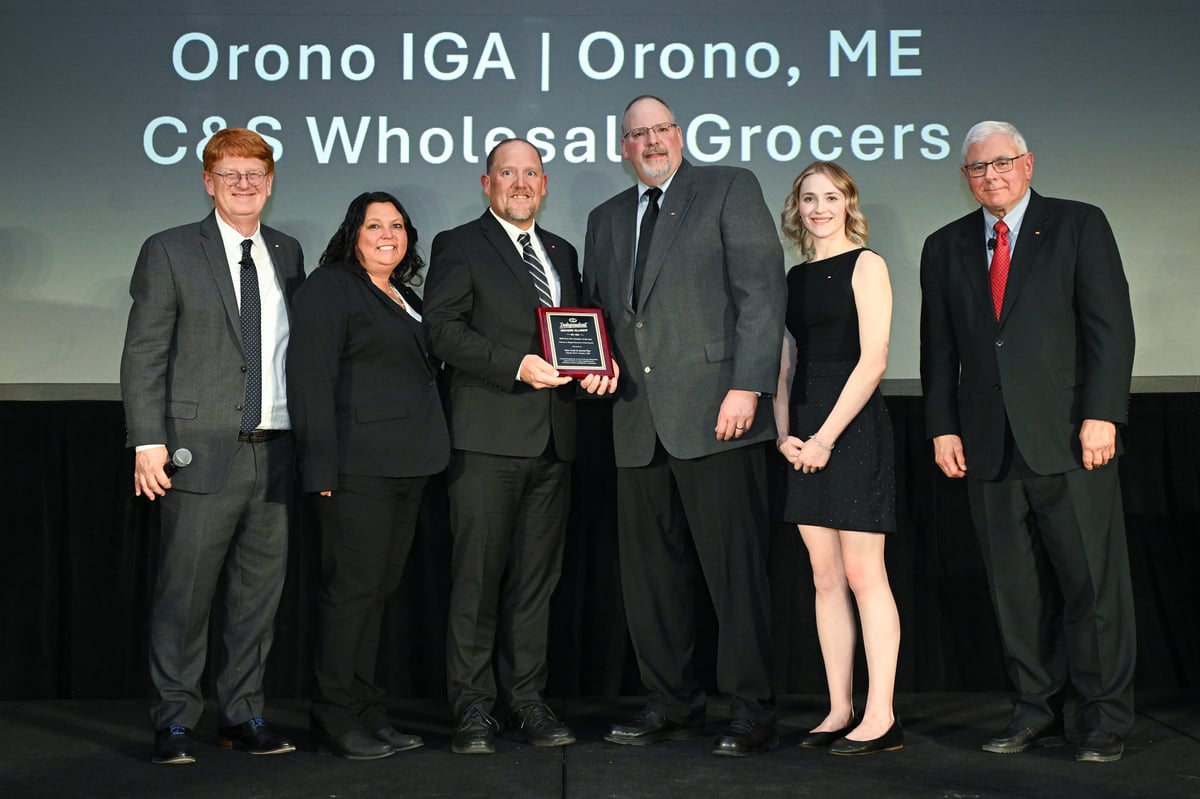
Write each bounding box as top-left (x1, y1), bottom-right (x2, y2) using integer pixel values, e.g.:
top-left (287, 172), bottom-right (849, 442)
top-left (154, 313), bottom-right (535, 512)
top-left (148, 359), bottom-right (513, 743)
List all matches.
top-left (120, 128), bottom-right (304, 764)
top-left (920, 120), bottom-right (1136, 763)
top-left (583, 95), bottom-right (785, 757)
top-left (424, 138), bottom-right (617, 755)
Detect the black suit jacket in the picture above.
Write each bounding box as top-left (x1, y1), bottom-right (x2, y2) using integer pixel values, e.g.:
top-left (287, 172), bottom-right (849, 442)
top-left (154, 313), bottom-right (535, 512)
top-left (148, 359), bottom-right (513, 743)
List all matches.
top-left (423, 211), bottom-right (580, 460)
top-left (287, 262), bottom-right (450, 493)
top-left (920, 190), bottom-right (1135, 479)
top-left (120, 210), bottom-right (305, 493)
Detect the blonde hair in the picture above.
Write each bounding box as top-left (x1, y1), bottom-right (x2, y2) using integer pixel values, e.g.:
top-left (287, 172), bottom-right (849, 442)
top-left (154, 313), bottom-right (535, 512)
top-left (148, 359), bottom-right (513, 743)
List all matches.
top-left (780, 161), bottom-right (868, 258)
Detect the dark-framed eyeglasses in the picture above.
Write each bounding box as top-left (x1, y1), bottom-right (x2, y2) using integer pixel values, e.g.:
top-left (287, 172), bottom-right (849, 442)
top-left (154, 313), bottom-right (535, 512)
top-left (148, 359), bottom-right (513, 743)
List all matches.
top-left (209, 170), bottom-right (269, 187)
top-left (623, 122), bottom-right (679, 141)
top-left (963, 153), bottom-right (1027, 179)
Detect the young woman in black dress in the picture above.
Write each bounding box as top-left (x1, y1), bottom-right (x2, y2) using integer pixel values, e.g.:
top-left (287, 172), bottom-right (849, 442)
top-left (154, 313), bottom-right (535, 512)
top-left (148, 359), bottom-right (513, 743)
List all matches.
top-left (772, 162), bottom-right (902, 755)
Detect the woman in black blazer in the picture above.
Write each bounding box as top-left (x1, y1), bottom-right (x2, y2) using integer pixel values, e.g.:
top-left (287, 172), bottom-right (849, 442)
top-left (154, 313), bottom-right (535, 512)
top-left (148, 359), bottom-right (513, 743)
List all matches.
top-left (288, 191), bottom-right (450, 759)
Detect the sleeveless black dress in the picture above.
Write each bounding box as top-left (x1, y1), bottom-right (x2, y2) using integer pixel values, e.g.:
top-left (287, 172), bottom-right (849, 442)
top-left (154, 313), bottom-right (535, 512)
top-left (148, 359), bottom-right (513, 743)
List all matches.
top-left (780, 248), bottom-right (896, 533)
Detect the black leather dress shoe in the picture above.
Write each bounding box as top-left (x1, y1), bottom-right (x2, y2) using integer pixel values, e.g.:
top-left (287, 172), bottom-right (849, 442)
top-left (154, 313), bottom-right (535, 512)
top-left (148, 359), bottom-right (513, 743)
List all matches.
top-left (712, 719), bottom-right (779, 757)
top-left (373, 725), bottom-right (424, 752)
top-left (605, 707), bottom-right (706, 746)
top-left (216, 717), bottom-right (296, 755)
top-left (152, 724), bottom-right (196, 765)
top-left (319, 729), bottom-right (395, 760)
top-left (509, 703), bottom-right (576, 747)
top-left (829, 720), bottom-right (904, 755)
top-left (798, 715), bottom-right (856, 749)
top-left (981, 720), bottom-right (1065, 754)
top-left (452, 705), bottom-right (500, 754)
top-left (1076, 729), bottom-right (1124, 763)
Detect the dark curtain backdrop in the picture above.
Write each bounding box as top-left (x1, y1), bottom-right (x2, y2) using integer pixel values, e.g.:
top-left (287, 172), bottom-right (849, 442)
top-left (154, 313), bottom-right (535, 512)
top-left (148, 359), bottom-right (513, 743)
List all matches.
top-left (2, 394), bottom-right (1197, 704)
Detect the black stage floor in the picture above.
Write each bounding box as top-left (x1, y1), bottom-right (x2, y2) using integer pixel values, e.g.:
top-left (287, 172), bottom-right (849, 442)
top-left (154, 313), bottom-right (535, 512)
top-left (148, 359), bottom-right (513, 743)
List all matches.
top-left (2, 694), bottom-right (1197, 798)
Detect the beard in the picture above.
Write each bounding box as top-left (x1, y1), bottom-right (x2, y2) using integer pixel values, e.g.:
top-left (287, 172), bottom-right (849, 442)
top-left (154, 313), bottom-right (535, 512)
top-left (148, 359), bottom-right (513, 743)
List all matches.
top-left (639, 150), bottom-right (673, 180)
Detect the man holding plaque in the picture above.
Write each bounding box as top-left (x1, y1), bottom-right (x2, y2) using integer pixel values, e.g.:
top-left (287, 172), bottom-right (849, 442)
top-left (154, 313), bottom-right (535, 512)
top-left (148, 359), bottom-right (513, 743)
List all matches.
top-left (583, 96), bottom-right (785, 756)
top-left (424, 138), bottom-right (617, 755)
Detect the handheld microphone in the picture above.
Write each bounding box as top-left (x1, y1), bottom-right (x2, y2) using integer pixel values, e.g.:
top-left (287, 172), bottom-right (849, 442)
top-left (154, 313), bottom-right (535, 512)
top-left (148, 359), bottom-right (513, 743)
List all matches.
top-left (987, 237), bottom-right (997, 250)
top-left (164, 448), bottom-right (193, 478)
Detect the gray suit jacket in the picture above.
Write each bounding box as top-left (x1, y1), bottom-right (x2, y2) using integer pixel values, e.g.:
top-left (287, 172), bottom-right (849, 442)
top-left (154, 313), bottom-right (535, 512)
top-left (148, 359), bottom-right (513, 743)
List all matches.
top-left (583, 159), bottom-right (785, 467)
top-left (120, 210), bottom-right (305, 493)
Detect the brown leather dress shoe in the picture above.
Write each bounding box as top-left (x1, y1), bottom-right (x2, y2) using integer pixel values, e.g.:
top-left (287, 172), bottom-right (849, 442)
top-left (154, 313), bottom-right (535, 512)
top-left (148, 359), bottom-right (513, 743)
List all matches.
top-left (508, 703), bottom-right (575, 747)
top-left (605, 707), bottom-right (706, 746)
top-left (217, 717), bottom-right (295, 755)
top-left (982, 720), bottom-right (1065, 754)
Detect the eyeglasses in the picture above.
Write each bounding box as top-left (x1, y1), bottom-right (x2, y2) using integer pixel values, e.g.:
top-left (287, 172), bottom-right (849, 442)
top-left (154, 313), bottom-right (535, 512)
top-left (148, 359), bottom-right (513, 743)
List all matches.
top-left (622, 122), bottom-right (679, 141)
top-left (209, 170), bottom-right (269, 187)
top-left (963, 154), bottom-right (1027, 179)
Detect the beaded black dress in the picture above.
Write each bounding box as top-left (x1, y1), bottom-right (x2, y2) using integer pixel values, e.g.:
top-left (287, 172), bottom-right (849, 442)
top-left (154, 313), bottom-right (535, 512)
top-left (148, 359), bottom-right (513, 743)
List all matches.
top-left (780, 248), bottom-right (896, 533)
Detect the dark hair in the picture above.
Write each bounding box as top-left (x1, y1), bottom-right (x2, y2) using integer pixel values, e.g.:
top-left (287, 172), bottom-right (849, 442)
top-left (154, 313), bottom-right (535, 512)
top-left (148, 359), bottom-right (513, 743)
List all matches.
top-left (319, 191), bottom-right (425, 285)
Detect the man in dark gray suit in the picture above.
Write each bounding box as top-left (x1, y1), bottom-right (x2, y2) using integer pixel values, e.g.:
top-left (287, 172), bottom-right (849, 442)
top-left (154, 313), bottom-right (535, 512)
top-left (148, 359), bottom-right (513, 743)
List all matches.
top-left (583, 96), bottom-right (785, 756)
top-left (121, 128), bottom-right (304, 765)
top-left (920, 120), bottom-right (1136, 763)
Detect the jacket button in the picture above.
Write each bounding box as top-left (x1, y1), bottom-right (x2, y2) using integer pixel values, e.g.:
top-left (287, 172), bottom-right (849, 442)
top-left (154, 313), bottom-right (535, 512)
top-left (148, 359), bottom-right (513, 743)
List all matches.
top-left (241, 365), bottom-right (247, 372)
top-left (636, 321), bottom-right (644, 329)
top-left (236, 403), bottom-right (243, 410)
top-left (993, 384), bottom-right (1001, 391)
top-left (995, 338), bottom-right (1004, 347)
top-left (643, 366), bottom-right (652, 374)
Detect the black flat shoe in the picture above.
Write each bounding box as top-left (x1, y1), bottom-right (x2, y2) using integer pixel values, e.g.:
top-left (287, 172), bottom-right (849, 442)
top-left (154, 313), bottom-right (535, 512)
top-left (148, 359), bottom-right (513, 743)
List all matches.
top-left (829, 720), bottom-right (903, 756)
top-left (798, 715), bottom-right (856, 749)
top-left (318, 729), bottom-right (395, 760)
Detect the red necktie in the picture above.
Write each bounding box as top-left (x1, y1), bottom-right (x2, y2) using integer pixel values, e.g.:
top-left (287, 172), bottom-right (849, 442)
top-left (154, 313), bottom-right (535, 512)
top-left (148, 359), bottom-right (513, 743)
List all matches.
top-left (989, 220), bottom-right (1010, 320)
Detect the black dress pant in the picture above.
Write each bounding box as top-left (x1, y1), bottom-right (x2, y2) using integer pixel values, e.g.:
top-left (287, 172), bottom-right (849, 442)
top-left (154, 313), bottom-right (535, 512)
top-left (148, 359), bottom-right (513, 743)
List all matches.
top-left (968, 443), bottom-right (1136, 735)
top-left (311, 472), bottom-right (429, 738)
top-left (616, 440), bottom-right (775, 725)
top-left (445, 448), bottom-right (570, 717)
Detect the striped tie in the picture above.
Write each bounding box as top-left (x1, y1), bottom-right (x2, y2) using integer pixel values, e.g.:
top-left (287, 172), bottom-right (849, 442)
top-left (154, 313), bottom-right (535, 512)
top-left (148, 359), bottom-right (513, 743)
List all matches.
top-left (518, 232), bottom-right (553, 307)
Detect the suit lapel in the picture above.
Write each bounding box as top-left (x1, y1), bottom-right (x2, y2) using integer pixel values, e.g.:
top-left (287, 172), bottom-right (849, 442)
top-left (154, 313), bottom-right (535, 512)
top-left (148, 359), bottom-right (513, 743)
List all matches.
top-left (479, 211), bottom-right (540, 307)
top-left (607, 188), bottom-right (638, 312)
top-left (199, 212), bottom-right (244, 347)
top-left (638, 159), bottom-right (695, 308)
top-left (997, 191), bottom-right (1048, 326)
top-left (537, 226), bottom-right (576, 306)
top-left (953, 210), bottom-right (995, 323)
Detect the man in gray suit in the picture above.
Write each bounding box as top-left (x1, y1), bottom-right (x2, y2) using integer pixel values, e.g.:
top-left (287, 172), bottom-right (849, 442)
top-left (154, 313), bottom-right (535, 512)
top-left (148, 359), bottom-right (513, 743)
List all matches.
top-left (121, 128), bottom-right (305, 765)
top-left (583, 96), bottom-right (785, 756)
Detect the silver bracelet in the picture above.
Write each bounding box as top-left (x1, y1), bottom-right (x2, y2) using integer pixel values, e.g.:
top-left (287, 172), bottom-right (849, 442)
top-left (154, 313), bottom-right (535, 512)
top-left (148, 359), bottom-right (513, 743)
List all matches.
top-left (807, 435), bottom-right (834, 452)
